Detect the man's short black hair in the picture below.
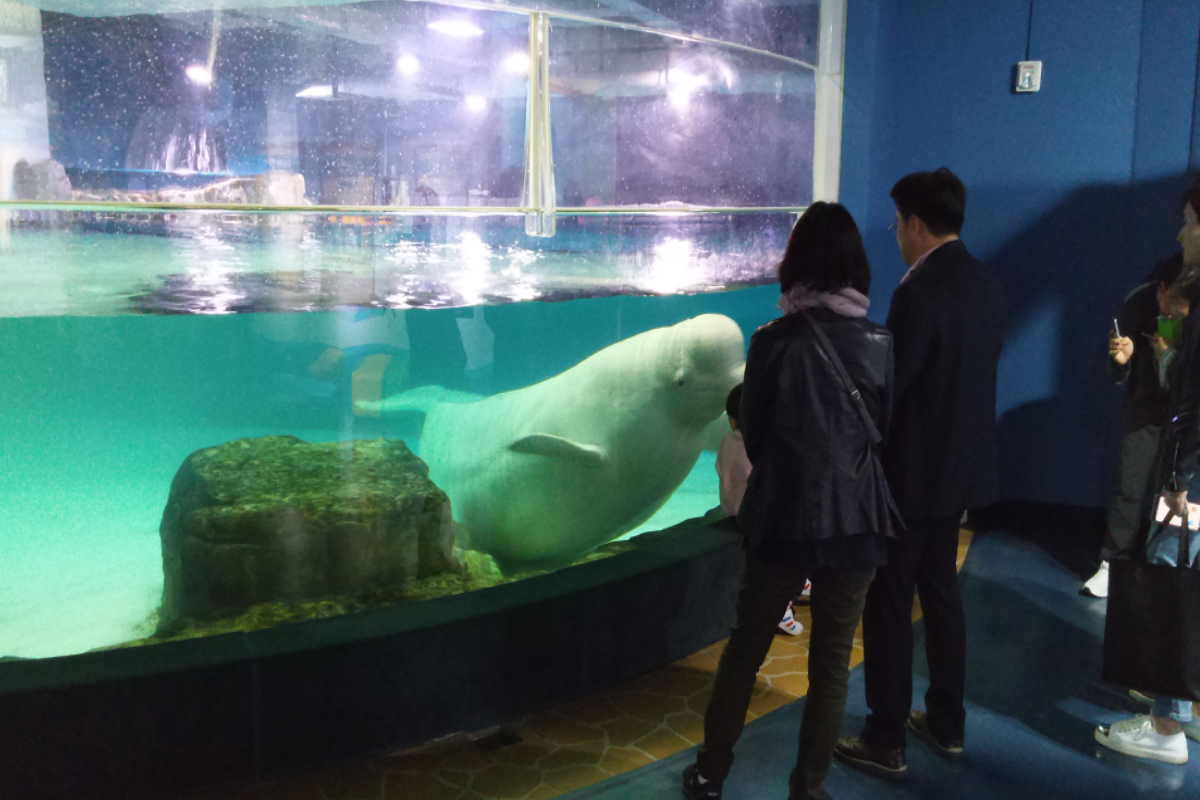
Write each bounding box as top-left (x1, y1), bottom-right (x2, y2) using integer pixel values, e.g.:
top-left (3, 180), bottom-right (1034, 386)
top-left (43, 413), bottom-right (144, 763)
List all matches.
top-left (726, 383), bottom-right (742, 421)
top-left (890, 167), bottom-right (966, 236)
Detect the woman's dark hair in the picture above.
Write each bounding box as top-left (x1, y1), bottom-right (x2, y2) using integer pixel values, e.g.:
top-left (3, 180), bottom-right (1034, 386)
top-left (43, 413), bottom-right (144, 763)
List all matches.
top-left (777, 202), bottom-right (871, 295)
top-left (725, 383), bottom-right (742, 421)
top-left (1147, 252), bottom-right (1185, 286)
top-left (890, 167), bottom-right (966, 236)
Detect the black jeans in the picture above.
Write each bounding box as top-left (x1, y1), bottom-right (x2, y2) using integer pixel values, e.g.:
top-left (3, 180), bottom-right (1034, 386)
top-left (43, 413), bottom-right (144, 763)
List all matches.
top-left (1102, 423), bottom-right (1162, 561)
top-left (697, 550), bottom-right (876, 799)
top-left (861, 512), bottom-right (966, 749)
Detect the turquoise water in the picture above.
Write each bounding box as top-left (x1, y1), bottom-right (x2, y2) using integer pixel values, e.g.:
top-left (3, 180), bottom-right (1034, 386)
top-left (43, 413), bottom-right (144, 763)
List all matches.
top-left (0, 230), bottom-right (779, 659)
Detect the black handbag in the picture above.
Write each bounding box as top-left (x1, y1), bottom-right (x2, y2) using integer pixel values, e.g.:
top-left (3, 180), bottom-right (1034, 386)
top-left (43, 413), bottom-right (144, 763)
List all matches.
top-left (1102, 507), bottom-right (1200, 701)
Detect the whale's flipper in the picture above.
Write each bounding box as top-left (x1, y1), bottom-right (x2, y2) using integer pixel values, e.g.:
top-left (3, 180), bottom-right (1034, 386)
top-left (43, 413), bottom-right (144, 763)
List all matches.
top-left (509, 433), bottom-right (608, 468)
top-left (355, 384), bottom-right (482, 416)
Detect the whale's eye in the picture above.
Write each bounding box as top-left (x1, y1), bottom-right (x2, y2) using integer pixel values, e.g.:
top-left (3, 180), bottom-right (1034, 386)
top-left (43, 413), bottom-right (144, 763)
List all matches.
top-left (676, 377), bottom-right (686, 387)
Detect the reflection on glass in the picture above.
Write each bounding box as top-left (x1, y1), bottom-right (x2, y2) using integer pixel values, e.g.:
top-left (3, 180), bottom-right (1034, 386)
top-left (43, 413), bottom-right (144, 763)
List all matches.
top-left (550, 22), bottom-right (815, 208)
top-left (473, 0), bottom-right (821, 63)
top-left (2, 1), bottom-right (821, 213)
top-left (7, 1), bottom-right (527, 208)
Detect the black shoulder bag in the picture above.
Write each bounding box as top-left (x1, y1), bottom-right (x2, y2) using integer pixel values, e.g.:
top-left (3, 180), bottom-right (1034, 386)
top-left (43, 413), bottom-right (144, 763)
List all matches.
top-left (798, 310), bottom-right (882, 446)
top-left (1102, 504), bottom-right (1200, 701)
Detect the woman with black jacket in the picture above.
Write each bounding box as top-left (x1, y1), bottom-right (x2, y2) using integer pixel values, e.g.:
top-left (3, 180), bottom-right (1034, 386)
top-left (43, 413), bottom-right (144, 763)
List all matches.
top-left (1082, 252), bottom-right (1190, 598)
top-left (683, 202), bottom-right (902, 800)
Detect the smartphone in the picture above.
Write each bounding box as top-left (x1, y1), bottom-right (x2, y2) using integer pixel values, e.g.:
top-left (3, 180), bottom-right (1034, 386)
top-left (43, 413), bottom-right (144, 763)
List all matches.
top-left (1112, 317), bottom-right (1121, 338)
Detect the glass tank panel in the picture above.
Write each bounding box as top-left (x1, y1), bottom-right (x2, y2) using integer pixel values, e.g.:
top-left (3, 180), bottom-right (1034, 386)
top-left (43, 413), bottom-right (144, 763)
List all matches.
top-left (549, 21), bottom-right (816, 208)
top-left (0, 209), bottom-right (790, 659)
top-left (0, 0), bottom-right (832, 664)
top-left (21, 1), bottom-right (529, 207)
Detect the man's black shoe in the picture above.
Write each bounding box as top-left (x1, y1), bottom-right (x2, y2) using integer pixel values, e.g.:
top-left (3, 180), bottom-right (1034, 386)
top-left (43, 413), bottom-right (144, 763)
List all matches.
top-left (682, 764), bottom-right (722, 799)
top-left (832, 736), bottom-right (908, 781)
top-left (907, 711), bottom-right (964, 758)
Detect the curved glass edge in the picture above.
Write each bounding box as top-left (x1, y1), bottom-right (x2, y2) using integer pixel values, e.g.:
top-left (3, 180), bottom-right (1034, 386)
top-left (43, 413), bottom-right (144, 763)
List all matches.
top-left (0, 521), bottom-right (737, 691)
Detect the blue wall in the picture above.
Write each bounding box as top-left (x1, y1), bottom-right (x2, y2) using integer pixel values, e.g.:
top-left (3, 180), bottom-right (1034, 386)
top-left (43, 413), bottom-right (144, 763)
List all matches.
top-left (841, 0), bottom-right (1200, 507)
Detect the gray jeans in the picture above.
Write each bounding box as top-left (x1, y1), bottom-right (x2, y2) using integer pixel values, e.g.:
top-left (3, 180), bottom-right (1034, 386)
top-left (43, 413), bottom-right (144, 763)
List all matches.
top-left (698, 550), bottom-right (875, 799)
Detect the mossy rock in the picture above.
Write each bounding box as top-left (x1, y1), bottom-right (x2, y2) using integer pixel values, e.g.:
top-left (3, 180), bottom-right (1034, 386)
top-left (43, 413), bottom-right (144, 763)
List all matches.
top-left (158, 435), bottom-right (455, 634)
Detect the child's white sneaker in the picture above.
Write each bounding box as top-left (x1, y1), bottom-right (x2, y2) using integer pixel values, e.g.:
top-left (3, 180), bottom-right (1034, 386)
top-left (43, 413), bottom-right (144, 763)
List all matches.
top-left (1082, 561), bottom-right (1109, 598)
top-left (1095, 715), bottom-right (1188, 764)
top-left (778, 603), bottom-right (804, 636)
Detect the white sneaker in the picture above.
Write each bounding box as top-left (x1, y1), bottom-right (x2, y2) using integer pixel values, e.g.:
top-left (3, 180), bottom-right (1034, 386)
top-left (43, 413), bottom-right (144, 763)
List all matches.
top-left (778, 603), bottom-right (804, 636)
top-left (1082, 561), bottom-right (1110, 598)
top-left (1095, 715), bottom-right (1189, 764)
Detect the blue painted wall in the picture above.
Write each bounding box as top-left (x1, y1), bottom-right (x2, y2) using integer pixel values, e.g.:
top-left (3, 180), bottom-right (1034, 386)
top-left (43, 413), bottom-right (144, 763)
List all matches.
top-left (841, 0), bottom-right (1200, 507)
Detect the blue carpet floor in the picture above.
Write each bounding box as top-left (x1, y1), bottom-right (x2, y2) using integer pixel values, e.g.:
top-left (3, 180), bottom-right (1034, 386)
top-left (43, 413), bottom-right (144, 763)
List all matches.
top-left (564, 516), bottom-right (1200, 799)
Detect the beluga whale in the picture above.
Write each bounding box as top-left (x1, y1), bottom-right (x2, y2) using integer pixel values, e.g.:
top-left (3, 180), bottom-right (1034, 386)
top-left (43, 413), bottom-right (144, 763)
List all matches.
top-left (358, 314), bottom-right (745, 569)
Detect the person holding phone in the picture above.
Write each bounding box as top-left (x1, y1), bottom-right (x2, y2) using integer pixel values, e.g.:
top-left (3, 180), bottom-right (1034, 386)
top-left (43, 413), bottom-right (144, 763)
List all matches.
top-left (1084, 251), bottom-right (1193, 598)
top-left (1093, 177), bottom-right (1200, 763)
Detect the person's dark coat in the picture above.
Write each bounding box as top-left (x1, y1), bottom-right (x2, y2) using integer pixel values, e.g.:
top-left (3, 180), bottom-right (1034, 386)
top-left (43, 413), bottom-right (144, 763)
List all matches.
top-left (1162, 284), bottom-right (1200, 492)
top-left (737, 307), bottom-right (901, 551)
top-left (1111, 256), bottom-right (1182, 432)
top-left (883, 240), bottom-right (1006, 519)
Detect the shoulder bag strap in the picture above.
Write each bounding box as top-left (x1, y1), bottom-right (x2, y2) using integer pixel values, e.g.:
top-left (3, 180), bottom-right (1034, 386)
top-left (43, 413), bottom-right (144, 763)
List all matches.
top-left (799, 309), bottom-right (883, 446)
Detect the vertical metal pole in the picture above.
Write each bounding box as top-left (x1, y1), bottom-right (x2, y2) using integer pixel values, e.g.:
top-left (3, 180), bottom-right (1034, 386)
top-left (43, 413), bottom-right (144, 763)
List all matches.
top-left (522, 12), bottom-right (557, 237)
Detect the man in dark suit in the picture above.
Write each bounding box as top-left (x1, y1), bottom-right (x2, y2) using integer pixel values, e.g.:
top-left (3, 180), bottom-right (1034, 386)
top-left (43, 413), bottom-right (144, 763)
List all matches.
top-left (834, 168), bottom-right (1006, 779)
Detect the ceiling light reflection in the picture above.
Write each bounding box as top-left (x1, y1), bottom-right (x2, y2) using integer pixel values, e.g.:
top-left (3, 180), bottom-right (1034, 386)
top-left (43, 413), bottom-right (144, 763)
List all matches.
top-left (295, 84), bottom-right (333, 99)
top-left (502, 51), bottom-right (530, 75)
top-left (185, 64), bottom-right (212, 86)
top-left (643, 237), bottom-right (696, 295)
top-left (428, 18), bottom-right (484, 38)
top-left (464, 94), bottom-right (488, 113)
top-left (395, 53), bottom-right (420, 76)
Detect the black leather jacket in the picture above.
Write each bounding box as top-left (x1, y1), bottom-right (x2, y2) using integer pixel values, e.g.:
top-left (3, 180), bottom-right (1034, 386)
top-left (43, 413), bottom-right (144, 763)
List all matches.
top-left (737, 307), bottom-right (902, 551)
top-left (1163, 304), bottom-right (1200, 492)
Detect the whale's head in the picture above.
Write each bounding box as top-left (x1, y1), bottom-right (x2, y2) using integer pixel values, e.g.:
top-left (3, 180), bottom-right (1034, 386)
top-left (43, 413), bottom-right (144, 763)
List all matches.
top-left (660, 314), bottom-right (745, 427)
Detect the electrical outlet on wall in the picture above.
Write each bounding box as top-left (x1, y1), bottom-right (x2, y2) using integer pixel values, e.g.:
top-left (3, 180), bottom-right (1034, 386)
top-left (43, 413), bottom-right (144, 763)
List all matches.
top-left (1015, 60), bottom-right (1042, 93)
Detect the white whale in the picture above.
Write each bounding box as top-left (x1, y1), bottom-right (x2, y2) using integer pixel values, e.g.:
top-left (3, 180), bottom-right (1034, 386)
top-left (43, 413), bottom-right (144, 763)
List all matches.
top-left (359, 314), bottom-right (745, 568)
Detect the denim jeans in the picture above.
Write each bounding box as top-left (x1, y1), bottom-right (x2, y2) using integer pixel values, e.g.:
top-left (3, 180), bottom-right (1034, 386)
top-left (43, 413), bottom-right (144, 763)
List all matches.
top-left (1152, 695), bottom-right (1194, 723)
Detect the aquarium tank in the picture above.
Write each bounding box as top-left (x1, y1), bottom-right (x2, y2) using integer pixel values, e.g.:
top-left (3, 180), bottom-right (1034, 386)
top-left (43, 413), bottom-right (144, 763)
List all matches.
top-left (0, 0), bottom-right (842, 659)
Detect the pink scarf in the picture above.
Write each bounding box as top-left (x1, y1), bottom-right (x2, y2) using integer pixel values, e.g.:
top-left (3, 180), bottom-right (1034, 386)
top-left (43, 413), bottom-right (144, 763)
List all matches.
top-left (777, 285), bottom-right (870, 318)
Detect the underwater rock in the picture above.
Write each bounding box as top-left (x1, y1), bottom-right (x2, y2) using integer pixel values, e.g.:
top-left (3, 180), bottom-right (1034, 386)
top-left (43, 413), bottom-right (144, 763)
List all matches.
top-left (11, 158), bottom-right (72, 201)
top-left (157, 435), bottom-right (455, 633)
top-left (359, 314), bottom-right (745, 568)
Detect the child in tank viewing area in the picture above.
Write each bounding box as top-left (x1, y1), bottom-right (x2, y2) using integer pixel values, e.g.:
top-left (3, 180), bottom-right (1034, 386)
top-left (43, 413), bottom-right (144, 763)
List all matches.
top-left (716, 383), bottom-right (807, 636)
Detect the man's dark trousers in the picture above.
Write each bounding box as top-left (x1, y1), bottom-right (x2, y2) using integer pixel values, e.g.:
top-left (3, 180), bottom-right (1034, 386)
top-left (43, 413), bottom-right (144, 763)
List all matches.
top-left (861, 512), bottom-right (966, 748)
